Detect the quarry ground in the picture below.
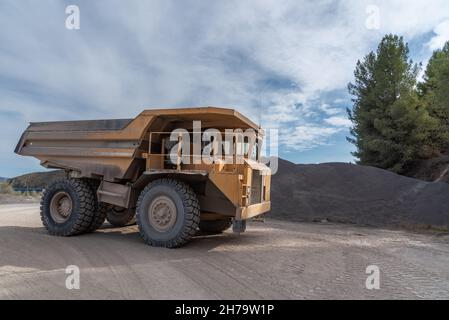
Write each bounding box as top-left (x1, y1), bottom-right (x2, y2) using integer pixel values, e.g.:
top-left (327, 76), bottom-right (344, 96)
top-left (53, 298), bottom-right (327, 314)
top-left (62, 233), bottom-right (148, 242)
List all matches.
top-left (1, 203), bottom-right (449, 300)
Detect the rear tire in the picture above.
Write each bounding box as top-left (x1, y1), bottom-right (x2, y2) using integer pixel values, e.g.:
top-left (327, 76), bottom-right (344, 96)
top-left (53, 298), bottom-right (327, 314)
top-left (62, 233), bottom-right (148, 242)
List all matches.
top-left (199, 219), bottom-right (232, 234)
top-left (106, 207), bottom-right (136, 227)
top-left (136, 178), bottom-right (200, 248)
top-left (81, 178), bottom-right (107, 232)
top-left (40, 178), bottom-right (96, 236)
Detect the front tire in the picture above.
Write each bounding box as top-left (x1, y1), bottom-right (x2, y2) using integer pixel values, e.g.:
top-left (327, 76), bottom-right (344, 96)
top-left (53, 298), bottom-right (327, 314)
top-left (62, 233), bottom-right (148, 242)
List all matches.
top-left (40, 178), bottom-right (96, 236)
top-left (136, 178), bottom-right (200, 248)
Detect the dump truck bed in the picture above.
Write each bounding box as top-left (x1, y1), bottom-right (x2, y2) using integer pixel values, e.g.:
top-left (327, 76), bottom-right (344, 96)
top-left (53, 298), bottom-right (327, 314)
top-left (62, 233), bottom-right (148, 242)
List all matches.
top-left (15, 107), bottom-right (261, 181)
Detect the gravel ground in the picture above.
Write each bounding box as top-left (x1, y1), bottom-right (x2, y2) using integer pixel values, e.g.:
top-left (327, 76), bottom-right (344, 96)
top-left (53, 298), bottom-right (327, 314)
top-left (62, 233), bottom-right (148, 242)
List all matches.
top-left (0, 194), bottom-right (40, 205)
top-left (1, 203), bottom-right (449, 299)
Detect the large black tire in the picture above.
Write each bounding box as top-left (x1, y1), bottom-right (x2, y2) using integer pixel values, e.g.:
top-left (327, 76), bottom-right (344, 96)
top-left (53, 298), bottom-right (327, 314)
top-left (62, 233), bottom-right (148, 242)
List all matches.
top-left (199, 219), bottom-right (232, 234)
top-left (136, 178), bottom-right (200, 248)
top-left (81, 178), bottom-right (107, 232)
top-left (40, 178), bottom-right (96, 236)
top-left (88, 203), bottom-right (108, 232)
top-left (106, 207), bottom-right (136, 227)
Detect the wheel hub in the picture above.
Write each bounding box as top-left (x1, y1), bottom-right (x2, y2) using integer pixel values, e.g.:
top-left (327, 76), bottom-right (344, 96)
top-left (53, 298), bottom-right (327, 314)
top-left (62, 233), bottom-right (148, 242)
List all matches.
top-left (50, 191), bottom-right (73, 223)
top-left (148, 196), bottom-right (177, 231)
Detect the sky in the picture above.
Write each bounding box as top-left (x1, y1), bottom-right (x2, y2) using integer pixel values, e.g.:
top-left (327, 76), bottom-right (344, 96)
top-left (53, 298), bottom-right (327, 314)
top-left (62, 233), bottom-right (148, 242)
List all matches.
top-left (1, 0), bottom-right (449, 177)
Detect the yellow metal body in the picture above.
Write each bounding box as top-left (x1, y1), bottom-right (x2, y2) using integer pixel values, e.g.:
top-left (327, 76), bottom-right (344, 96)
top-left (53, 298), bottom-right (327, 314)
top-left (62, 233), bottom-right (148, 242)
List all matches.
top-left (15, 107), bottom-right (271, 221)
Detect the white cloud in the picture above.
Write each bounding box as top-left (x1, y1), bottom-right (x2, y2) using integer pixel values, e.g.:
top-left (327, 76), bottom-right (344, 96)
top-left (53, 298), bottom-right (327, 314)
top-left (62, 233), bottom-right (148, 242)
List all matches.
top-left (324, 116), bottom-right (352, 127)
top-left (427, 20), bottom-right (449, 50)
top-left (320, 104), bottom-right (342, 116)
top-left (280, 125), bottom-right (343, 151)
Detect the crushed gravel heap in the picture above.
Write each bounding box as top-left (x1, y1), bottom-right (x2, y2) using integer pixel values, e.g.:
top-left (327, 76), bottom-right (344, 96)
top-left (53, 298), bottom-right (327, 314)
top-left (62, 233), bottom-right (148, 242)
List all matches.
top-left (270, 159), bottom-right (449, 229)
top-left (405, 155), bottom-right (449, 183)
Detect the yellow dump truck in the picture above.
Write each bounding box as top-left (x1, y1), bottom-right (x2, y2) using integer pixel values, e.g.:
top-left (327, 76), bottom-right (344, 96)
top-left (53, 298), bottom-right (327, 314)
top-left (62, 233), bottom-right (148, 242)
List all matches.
top-left (15, 107), bottom-right (271, 247)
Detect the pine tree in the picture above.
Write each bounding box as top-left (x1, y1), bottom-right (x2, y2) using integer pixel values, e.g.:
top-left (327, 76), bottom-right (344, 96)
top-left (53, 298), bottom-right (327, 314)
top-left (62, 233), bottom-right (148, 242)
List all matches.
top-left (418, 41), bottom-right (449, 151)
top-left (348, 34), bottom-right (437, 172)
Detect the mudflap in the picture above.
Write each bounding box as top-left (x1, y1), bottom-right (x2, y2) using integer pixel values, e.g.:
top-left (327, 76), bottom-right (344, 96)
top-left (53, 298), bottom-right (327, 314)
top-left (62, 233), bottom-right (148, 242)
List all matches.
top-left (232, 219), bottom-right (247, 233)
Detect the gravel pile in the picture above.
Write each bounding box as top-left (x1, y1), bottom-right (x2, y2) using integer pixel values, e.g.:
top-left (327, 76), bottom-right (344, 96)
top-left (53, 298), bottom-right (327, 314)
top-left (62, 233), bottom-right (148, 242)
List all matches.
top-left (270, 159), bottom-right (449, 229)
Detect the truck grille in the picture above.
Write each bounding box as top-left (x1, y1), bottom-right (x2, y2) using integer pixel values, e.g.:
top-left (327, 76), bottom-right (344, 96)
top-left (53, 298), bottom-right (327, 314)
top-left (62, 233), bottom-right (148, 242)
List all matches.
top-left (249, 170), bottom-right (263, 205)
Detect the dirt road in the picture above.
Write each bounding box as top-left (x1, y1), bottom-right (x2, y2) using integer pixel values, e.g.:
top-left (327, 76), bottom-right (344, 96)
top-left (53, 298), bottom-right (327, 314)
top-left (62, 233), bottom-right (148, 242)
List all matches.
top-left (1, 203), bottom-right (449, 299)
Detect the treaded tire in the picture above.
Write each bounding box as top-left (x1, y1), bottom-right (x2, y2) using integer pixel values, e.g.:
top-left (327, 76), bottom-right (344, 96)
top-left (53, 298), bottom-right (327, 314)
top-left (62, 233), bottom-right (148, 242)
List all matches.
top-left (81, 178), bottom-right (107, 232)
top-left (40, 178), bottom-right (96, 236)
top-left (88, 203), bottom-right (108, 232)
top-left (106, 207), bottom-right (136, 227)
top-left (199, 219), bottom-right (232, 234)
top-left (136, 178), bottom-right (200, 248)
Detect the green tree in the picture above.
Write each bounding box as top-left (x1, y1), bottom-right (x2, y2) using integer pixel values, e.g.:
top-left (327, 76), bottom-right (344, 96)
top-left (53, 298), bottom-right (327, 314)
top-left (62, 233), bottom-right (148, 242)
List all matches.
top-left (348, 34), bottom-right (437, 172)
top-left (418, 41), bottom-right (449, 150)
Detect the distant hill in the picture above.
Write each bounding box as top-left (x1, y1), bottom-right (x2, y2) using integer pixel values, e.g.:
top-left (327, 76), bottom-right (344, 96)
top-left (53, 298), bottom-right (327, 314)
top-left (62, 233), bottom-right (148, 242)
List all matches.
top-left (9, 170), bottom-right (65, 189)
top-left (0, 177), bottom-right (9, 183)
